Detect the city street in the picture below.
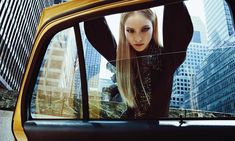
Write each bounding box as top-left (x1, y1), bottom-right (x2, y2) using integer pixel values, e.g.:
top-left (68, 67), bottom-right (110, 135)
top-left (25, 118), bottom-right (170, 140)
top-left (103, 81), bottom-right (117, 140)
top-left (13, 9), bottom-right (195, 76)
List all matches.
top-left (0, 110), bottom-right (14, 141)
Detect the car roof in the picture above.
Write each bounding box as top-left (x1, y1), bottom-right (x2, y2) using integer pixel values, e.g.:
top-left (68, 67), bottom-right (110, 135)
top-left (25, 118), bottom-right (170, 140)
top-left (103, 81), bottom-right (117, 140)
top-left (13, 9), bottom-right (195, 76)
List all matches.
top-left (37, 0), bottom-right (100, 34)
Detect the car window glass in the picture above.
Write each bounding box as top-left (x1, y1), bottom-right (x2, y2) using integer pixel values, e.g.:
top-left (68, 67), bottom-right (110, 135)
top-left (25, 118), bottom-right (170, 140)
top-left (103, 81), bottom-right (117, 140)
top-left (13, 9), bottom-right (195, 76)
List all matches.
top-left (82, 0), bottom-right (235, 119)
top-left (79, 23), bottom-right (127, 119)
top-left (171, 0), bottom-right (235, 118)
top-left (30, 0), bottom-right (235, 120)
top-left (30, 27), bottom-right (82, 119)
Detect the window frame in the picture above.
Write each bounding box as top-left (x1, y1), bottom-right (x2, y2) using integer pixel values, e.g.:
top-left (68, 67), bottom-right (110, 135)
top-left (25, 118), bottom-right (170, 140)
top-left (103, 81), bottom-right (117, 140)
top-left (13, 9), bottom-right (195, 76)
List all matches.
top-left (11, 0), bottom-right (235, 140)
top-left (22, 0), bottom-right (190, 122)
top-left (25, 0), bottom-right (235, 121)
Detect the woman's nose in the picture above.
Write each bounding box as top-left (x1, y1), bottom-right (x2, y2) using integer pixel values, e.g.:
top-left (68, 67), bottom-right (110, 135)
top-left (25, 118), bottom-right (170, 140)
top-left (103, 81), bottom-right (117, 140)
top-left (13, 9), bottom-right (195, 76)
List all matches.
top-left (134, 33), bottom-right (142, 42)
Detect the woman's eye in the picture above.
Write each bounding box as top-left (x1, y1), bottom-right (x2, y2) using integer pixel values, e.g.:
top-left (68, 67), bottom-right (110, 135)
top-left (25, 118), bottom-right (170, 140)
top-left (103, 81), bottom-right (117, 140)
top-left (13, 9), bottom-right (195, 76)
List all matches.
top-left (126, 29), bottom-right (134, 33)
top-left (142, 27), bottom-right (150, 32)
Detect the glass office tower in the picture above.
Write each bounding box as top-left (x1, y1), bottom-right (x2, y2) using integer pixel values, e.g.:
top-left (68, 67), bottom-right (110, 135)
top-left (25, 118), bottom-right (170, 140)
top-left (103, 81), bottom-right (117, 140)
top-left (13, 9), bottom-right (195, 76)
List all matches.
top-left (204, 0), bottom-right (234, 48)
top-left (171, 16), bottom-right (208, 108)
top-left (184, 0), bottom-right (235, 114)
top-left (0, 0), bottom-right (54, 90)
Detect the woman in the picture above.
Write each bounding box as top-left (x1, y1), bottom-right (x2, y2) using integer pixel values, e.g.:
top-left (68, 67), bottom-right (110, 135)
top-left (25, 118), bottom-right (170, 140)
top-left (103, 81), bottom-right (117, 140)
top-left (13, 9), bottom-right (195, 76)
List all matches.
top-left (84, 2), bottom-right (193, 119)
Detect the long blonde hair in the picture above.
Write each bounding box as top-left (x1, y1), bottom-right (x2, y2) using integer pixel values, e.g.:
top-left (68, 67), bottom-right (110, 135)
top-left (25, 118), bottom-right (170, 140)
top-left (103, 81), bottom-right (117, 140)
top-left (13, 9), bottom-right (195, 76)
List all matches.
top-left (116, 9), bottom-right (159, 108)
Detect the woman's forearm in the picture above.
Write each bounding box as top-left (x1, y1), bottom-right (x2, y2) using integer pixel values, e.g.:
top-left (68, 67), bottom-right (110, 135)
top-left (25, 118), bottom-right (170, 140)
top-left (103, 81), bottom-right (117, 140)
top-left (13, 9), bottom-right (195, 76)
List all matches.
top-left (163, 2), bottom-right (193, 52)
top-left (163, 2), bottom-right (193, 67)
top-left (84, 17), bottom-right (117, 65)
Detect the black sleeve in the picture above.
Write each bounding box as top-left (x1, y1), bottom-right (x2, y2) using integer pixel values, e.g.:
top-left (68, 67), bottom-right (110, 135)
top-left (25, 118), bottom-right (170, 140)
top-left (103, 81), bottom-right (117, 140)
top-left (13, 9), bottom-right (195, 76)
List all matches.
top-left (120, 107), bottom-right (135, 119)
top-left (163, 2), bottom-right (193, 69)
top-left (84, 17), bottom-right (117, 65)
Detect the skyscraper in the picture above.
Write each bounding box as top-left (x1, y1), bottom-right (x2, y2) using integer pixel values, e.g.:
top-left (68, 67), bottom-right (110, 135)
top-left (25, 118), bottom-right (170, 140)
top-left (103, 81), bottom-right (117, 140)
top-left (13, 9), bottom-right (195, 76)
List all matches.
top-left (79, 23), bottom-right (102, 91)
top-left (204, 0), bottom-right (234, 48)
top-left (185, 0), bottom-right (235, 113)
top-left (32, 27), bottom-right (79, 117)
top-left (84, 39), bottom-right (101, 90)
top-left (171, 17), bottom-right (208, 108)
top-left (0, 0), bottom-right (54, 91)
top-left (54, 0), bottom-right (68, 4)
top-left (186, 42), bottom-right (235, 112)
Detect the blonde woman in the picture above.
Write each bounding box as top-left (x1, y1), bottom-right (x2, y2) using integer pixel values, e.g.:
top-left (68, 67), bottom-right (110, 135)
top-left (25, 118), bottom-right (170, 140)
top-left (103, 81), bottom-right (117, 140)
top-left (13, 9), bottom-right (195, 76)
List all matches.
top-left (84, 2), bottom-right (193, 119)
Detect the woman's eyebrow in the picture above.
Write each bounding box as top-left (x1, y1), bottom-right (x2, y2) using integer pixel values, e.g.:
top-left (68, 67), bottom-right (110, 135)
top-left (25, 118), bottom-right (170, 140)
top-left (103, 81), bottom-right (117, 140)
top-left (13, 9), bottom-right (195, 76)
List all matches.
top-left (142, 25), bottom-right (150, 28)
top-left (126, 27), bottom-right (134, 30)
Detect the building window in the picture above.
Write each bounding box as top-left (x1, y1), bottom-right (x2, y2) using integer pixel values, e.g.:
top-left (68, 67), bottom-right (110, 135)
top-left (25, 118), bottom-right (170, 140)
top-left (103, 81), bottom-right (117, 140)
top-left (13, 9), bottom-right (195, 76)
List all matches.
top-left (191, 31), bottom-right (201, 43)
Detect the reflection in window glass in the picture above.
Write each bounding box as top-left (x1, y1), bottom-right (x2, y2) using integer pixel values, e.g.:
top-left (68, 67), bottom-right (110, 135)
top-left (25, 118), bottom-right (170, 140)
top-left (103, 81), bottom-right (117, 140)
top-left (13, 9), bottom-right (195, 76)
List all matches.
top-left (82, 0), bottom-right (235, 119)
top-left (30, 0), bottom-right (235, 119)
top-left (80, 23), bottom-right (126, 119)
top-left (31, 27), bottom-right (82, 119)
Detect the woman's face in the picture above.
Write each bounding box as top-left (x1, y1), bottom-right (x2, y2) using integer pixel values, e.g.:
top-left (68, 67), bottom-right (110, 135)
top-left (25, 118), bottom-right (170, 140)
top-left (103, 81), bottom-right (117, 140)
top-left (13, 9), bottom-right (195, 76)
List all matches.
top-left (124, 13), bottom-right (153, 52)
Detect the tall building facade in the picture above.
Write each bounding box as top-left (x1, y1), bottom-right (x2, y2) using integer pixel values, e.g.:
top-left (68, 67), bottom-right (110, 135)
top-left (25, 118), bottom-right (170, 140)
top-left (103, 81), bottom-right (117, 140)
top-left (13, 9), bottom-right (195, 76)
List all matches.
top-left (32, 27), bottom-right (79, 117)
top-left (170, 17), bottom-right (208, 108)
top-left (0, 0), bottom-right (54, 91)
top-left (204, 0), bottom-right (234, 48)
top-left (185, 41), bottom-right (235, 112)
top-left (184, 0), bottom-right (235, 113)
top-left (54, 0), bottom-right (68, 4)
top-left (84, 39), bottom-right (101, 90)
top-left (80, 23), bottom-right (102, 92)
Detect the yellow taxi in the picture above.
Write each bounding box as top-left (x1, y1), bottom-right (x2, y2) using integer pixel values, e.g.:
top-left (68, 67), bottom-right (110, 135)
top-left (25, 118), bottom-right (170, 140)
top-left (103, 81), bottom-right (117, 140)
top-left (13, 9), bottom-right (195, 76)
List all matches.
top-left (13, 0), bottom-right (235, 140)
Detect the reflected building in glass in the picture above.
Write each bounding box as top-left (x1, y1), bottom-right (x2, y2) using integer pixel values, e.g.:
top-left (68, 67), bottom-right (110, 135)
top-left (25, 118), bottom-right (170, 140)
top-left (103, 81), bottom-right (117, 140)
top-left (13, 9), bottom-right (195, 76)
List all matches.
top-left (32, 28), bottom-right (79, 117)
top-left (83, 39), bottom-right (101, 90)
top-left (0, 1), bottom-right (54, 91)
top-left (184, 0), bottom-right (235, 114)
top-left (80, 23), bottom-right (102, 99)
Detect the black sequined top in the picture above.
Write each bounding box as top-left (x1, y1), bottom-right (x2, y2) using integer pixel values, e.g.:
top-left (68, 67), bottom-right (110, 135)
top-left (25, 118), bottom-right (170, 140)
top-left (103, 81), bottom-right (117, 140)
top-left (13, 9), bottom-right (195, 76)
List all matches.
top-left (121, 43), bottom-right (163, 119)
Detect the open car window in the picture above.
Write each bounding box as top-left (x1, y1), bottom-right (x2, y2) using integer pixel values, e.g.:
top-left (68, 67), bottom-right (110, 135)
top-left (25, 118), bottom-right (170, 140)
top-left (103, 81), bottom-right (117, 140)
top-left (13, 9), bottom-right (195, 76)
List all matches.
top-left (30, 0), bottom-right (235, 120)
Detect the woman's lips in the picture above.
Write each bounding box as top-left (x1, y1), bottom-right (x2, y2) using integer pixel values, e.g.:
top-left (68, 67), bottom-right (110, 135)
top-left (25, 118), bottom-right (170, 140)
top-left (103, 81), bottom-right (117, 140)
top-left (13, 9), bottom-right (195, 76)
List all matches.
top-left (134, 44), bottom-right (144, 47)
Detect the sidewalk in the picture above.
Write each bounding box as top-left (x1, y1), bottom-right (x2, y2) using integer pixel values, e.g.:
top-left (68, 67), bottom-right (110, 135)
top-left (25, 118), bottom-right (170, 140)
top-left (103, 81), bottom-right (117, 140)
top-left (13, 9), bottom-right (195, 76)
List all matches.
top-left (0, 110), bottom-right (14, 141)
